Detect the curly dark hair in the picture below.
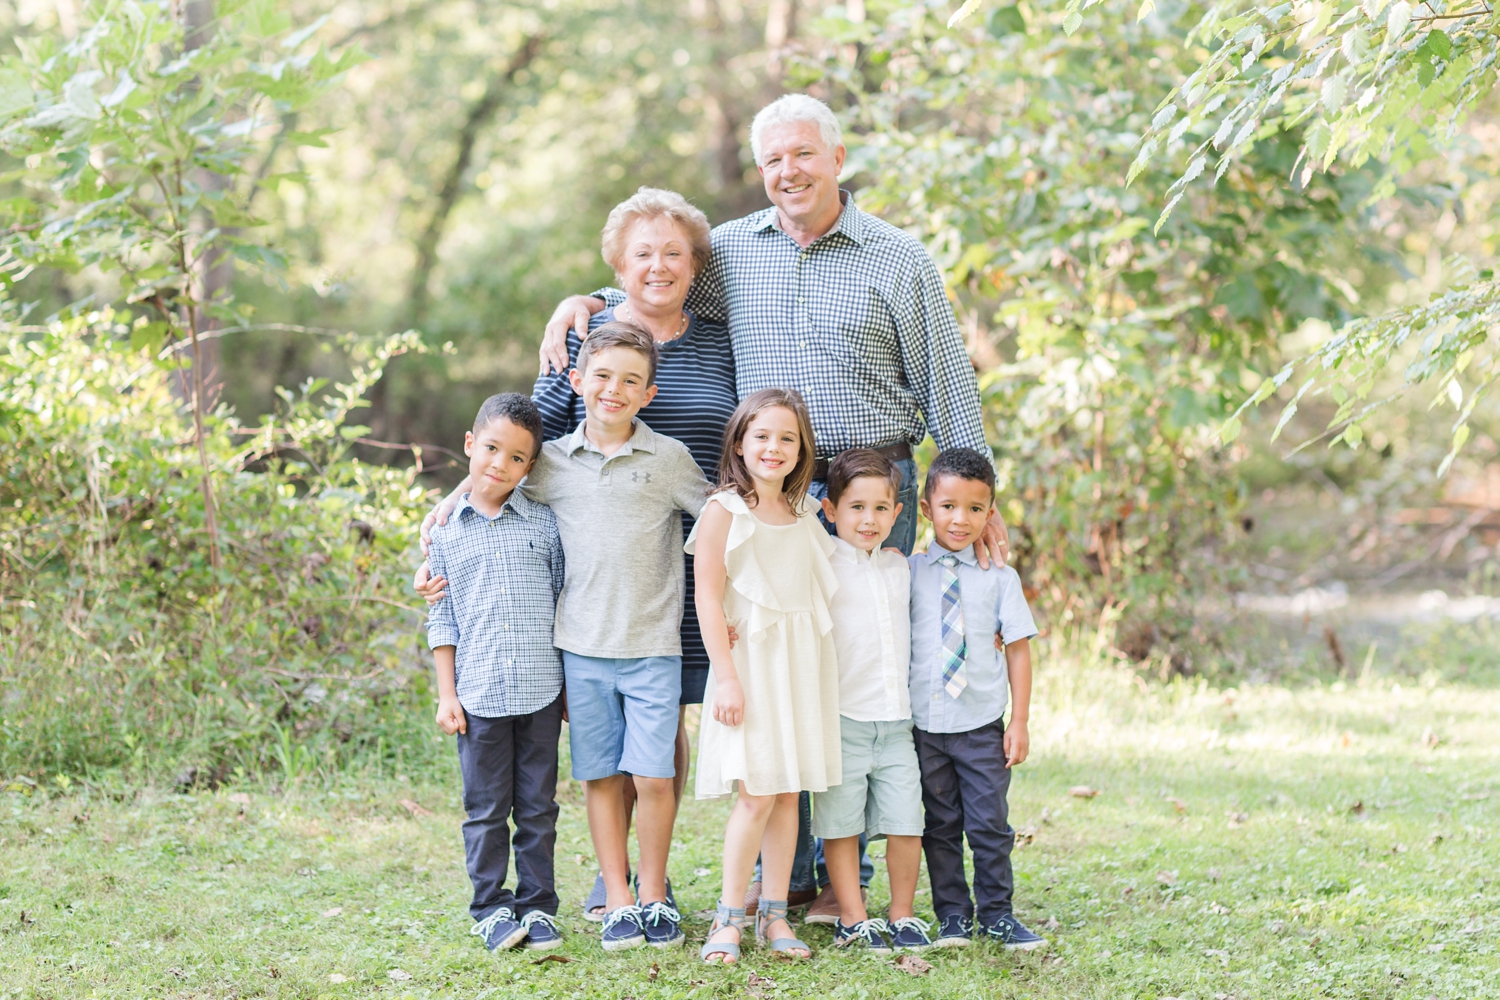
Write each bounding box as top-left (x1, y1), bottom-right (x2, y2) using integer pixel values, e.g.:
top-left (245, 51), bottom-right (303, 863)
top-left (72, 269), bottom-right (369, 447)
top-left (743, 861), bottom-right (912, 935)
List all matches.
top-left (473, 392), bottom-right (545, 458)
top-left (923, 447), bottom-right (996, 500)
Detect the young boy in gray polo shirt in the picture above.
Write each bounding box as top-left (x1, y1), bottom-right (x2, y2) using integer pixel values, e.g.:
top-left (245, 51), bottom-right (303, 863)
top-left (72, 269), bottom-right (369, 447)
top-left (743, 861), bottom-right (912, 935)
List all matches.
top-left (521, 322), bottom-right (708, 952)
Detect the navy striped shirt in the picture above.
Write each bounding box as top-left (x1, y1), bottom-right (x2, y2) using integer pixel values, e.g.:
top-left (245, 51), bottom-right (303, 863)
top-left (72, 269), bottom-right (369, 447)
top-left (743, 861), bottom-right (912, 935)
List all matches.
top-left (532, 307), bottom-right (738, 677)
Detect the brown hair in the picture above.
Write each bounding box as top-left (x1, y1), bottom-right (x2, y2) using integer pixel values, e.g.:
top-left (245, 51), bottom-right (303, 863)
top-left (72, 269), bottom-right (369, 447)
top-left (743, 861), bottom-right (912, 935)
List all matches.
top-left (576, 320), bottom-right (659, 384)
top-left (716, 388), bottom-right (816, 508)
top-left (825, 448), bottom-right (901, 505)
top-left (601, 187), bottom-right (713, 278)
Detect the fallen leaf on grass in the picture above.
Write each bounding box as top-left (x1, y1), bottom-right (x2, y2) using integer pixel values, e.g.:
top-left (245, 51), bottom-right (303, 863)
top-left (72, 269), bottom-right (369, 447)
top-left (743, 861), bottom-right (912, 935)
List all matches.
top-left (1348, 800), bottom-right (1365, 815)
top-left (1227, 811), bottom-right (1248, 828)
top-left (322, 907), bottom-right (343, 918)
top-left (1421, 727), bottom-right (1441, 749)
top-left (1207, 867), bottom-right (1222, 881)
top-left (532, 954), bottom-right (573, 965)
top-left (748, 972), bottom-right (777, 989)
top-left (891, 953), bottom-right (932, 975)
top-left (1168, 797), bottom-right (1188, 814)
top-left (268, 967), bottom-right (280, 979)
top-left (1339, 731), bottom-right (1353, 748)
top-left (1043, 915), bottom-right (1062, 931)
top-left (1205, 902), bottom-right (1230, 915)
top-left (1156, 870), bottom-right (1178, 886)
top-left (398, 798), bottom-right (432, 818)
top-left (692, 867), bottom-right (712, 877)
top-left (167, 967), bottom-right (186, 979)
top-left (1068, 786), bottom-right (1099, 798)
top-left (1015, 826), bottom-right (1038, 847)
top-left (328, 973), bottom-right (348, 983)
top-left (387, 969), bottom-right (412, 981)
top-left (648, 962), bottom-right (660, 982)
top-left (228, 792), bottom-right (250, 805)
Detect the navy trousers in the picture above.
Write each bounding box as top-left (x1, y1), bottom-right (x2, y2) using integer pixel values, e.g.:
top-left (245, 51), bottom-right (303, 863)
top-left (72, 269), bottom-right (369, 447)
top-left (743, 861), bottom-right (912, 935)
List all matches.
top-left (913, 717), bottom-right (1016, 923)
top-left (455, 694), bottom-right (563, 920)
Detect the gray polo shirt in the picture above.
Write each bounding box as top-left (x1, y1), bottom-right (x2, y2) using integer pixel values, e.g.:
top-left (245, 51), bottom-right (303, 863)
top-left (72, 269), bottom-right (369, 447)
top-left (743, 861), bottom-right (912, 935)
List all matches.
top-left (522, 420), bottom-right (708, 659)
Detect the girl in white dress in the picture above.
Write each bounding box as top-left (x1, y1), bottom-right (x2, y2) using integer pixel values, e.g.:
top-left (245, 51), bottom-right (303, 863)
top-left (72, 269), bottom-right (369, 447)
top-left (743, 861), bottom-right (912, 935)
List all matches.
top-left (688, 388), bottom-right (841, 964)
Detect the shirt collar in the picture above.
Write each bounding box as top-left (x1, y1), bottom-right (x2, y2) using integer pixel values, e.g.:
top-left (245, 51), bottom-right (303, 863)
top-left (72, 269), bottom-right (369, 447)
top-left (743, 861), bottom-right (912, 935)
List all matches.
top-left (456, 489), bottom-right (537, 521)
top-left (919, 543), bottom-right (977, 567)
top-left (755, 189), bottom-right (865, 246)
top-left (830, 535), bottom-right (884, 566)
top-left (563, 418), bottom-right (656, 457)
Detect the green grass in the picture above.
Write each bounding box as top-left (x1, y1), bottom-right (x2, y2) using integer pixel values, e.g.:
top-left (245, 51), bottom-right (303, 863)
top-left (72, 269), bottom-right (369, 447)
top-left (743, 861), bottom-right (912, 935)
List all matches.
top-left (2, 658), bottom-right (1497, 999)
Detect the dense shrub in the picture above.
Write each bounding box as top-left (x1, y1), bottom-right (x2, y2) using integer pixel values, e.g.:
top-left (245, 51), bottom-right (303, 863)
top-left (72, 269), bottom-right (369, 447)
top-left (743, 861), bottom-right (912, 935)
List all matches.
top-left (0, 310), bottom-right (435, 781)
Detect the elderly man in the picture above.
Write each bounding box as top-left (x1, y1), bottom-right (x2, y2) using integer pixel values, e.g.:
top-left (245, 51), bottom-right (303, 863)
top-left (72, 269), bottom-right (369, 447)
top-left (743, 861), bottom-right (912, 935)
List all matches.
top-left (538, 94), bottom-right (1009, 925)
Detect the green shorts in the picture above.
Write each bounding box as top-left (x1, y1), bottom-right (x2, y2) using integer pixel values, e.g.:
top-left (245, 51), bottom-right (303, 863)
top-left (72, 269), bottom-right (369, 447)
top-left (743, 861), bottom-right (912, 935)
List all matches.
top-left (812, 717), bottom-right (924, 840)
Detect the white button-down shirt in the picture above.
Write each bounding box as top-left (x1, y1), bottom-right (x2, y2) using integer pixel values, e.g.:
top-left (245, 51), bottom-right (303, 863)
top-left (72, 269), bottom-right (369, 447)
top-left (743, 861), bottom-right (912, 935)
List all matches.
top-left (827, 537), bottom-right (912, 722)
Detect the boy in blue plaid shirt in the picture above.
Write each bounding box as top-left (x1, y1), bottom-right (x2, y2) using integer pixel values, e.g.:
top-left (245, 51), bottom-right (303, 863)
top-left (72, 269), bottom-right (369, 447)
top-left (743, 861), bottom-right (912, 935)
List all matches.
top-left (426, 393), bottom-right (567, 953)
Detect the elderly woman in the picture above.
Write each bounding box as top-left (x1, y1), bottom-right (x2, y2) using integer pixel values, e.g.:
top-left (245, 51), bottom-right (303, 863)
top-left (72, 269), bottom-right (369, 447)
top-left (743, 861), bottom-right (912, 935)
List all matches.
top-left (424, 187), bottom-right (738, 924)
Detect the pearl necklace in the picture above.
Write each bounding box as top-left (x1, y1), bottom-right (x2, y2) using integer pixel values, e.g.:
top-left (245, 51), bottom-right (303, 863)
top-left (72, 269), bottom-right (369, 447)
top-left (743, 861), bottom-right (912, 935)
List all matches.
top-left (620, 301), bottom-right (688, 341)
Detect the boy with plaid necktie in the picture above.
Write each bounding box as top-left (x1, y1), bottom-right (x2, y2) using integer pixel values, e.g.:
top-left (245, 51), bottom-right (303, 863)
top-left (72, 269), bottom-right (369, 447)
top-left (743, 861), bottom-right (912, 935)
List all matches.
top-left (907, 449), bottom-right (1045, 951)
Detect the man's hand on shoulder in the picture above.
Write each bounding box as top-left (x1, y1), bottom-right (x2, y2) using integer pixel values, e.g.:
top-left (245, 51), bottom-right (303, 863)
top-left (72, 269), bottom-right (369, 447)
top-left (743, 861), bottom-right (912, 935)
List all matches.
top-left (974, 508), bottom-right (1011, 569)
top-left (539, 294), bottom-right (606, 375)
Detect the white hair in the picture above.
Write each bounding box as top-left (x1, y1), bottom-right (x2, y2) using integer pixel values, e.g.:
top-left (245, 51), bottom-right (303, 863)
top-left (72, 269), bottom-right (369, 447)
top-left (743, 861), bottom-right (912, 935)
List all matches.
top-left (749, 94), bottom-right (843, 166)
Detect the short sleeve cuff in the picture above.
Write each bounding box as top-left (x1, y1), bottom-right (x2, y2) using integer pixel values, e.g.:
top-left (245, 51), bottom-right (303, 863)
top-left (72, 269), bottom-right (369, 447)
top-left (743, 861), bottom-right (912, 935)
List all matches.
top-left (427, 623), bottom-right (459, 650)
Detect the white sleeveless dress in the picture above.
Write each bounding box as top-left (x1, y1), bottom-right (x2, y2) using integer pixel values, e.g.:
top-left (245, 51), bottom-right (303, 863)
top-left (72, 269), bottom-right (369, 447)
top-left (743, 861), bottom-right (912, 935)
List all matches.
top-left (687, 491), bottom-right (843, 799)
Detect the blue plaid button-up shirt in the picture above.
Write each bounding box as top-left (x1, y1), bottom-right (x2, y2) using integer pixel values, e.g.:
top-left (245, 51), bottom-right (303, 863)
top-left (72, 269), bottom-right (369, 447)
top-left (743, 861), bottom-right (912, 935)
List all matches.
top-left (426, 490), bottom-right (565, 718)
top-left (598, 191), bottom-right (987, 458)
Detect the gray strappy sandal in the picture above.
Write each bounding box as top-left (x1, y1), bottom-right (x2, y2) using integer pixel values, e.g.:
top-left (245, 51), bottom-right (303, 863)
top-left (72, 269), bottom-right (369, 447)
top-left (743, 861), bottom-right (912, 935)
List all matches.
top-left (756, 898), bottom-right (812, 958)
top-left (700, 901), bottom-right (750, 964)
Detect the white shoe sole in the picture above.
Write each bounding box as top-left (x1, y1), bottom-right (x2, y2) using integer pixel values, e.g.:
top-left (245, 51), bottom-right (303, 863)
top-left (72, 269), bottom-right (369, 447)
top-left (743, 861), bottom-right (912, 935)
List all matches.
top-left (1002, 938), bottom-right (1048, 951)
top-left (601, 935), bottom-right (646, 952)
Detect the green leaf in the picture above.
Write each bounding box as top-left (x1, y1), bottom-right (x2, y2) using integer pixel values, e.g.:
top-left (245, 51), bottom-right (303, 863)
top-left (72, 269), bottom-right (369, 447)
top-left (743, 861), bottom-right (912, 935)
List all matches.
top-left (130, 321), bottom-right (172, 355)
top-left (985, 5), bottom-right (1027, 36)
top-left (1219, 416), bottom-right (1242, 443)
top-left (284, 128), bottom-right (335, 148)
top-left (1063, 9), bottom-right (1083, 34)
top-left (1137, 0), bottom-right (1156, 21)
top-left (1342, 422), bottom-right (1363, 447)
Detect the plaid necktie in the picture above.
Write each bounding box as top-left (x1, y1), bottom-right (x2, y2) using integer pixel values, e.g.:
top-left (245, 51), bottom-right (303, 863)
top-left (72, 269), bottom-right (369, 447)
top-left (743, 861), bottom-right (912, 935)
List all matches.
top-left (938, 555), bottom-right (968, 697)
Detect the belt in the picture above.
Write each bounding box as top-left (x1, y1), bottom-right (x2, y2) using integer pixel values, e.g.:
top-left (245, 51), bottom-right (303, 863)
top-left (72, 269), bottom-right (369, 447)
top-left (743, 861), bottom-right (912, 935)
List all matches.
top-left (812, 442), bottom-right (913, 481)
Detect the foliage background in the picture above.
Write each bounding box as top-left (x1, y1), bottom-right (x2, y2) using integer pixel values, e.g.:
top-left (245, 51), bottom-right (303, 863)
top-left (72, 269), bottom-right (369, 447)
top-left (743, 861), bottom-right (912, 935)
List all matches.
top-left (1, 0), bottom-right (1497, 779)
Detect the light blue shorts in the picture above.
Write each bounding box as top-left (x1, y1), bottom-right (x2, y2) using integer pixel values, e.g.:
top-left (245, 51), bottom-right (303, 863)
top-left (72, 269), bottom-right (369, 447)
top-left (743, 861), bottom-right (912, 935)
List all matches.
top-left (812, 717), bottom-right (925, 840)
top-left (562, 653), bottom-right (682, 782)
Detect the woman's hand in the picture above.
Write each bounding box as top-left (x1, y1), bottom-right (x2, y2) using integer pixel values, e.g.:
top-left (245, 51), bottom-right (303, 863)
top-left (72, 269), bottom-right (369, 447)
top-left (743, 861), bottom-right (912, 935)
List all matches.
top-left (413, 561), bottom-right (448, 603)
top-left (539, 295), bottom-right (606, 375)
top-left (436, 695), bottom-right (467, 736)
top-left (712, 677), bottom-right (745, 728)
top-left (420, 488), bottom-right (465, 553)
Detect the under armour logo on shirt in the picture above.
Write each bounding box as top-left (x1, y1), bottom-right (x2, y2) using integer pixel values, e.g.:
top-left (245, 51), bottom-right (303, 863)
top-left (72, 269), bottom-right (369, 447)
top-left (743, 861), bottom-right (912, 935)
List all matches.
top-left (631, 471), bottom-right (652, 484)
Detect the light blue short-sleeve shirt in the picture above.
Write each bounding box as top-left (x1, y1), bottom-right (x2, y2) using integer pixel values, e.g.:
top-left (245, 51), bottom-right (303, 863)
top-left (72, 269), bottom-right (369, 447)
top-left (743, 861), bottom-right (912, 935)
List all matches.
top-left (908, 545), bottom-right (1038, 734)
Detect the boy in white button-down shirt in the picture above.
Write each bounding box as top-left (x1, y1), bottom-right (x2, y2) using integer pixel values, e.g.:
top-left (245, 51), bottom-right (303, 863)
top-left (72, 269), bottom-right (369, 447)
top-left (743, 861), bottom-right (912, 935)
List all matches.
top-left (813, 450), bottom-right (932, 953)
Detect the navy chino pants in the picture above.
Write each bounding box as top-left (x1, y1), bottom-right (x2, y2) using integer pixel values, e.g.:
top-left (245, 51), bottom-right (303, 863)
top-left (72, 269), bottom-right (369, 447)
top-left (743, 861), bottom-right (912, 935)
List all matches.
top-left (455, 694), bottom-right (564, 920)
top-left (912, 717), bottom-right (1017, 923)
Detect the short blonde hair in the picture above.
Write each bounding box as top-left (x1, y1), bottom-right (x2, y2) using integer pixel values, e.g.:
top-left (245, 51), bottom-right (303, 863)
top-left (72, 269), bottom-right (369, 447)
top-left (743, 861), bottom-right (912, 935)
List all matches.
top-left (600, 187), bottom-right (712, 277)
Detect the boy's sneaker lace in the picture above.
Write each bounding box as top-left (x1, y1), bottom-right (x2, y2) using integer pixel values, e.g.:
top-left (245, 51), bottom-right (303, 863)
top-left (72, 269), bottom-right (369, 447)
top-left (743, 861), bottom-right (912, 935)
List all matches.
top-left (833, 917), bottom-right (893, 954)
top-left (932, 914), bottom-right (974, 948)
top-left (640, 900), bottom-right (685, 948)
top-left (985, 913), bottom-right (1047, 951)
top-left (600, 904), bottom-right (647, 951)
top-left (520, 910), bottom-right (563, 950)
top-left (888, 915), bottom-right (933, 950)
top-left (471, 907), bottom-right (528, 952)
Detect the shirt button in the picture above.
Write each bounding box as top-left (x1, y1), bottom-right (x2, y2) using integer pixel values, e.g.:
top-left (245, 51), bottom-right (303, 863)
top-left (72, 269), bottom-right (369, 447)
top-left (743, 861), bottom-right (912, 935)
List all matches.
top-left (797, 296), bottom-right (804, 303)
top-left (504, 623), bottom-right (511, 630)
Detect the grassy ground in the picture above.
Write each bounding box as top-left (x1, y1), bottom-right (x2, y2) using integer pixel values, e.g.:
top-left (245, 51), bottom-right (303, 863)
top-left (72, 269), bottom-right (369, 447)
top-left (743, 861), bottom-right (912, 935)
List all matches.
top-left (2, 655), bottom-right (1497, 999)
